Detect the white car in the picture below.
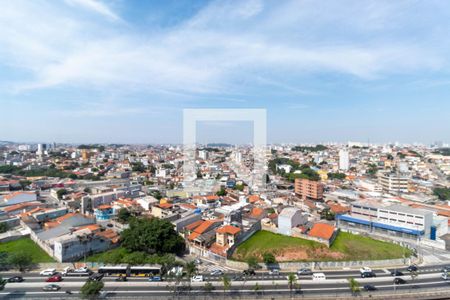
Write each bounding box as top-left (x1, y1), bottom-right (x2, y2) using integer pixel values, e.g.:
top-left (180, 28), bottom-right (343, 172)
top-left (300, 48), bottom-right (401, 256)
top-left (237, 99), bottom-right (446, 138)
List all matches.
top-left (74, 267), bottom-right (89, 273)
top-left (191, 275), bottom-right (203, 282)
top-left (40, 269), bottom-right (57, 276)
top-left (360, 267), bottom-right (372, 274)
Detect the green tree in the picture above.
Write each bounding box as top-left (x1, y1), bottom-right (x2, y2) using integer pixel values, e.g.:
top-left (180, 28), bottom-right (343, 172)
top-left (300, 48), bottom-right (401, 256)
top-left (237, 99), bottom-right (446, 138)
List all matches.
top-left (80, 280), bottom-right (104, 299)
top-left (434, 188), bottom-right (450, 200)
top-left (235, 184), bottom-right (245, 191)
top-left (0, 277), bottom-right (6, 291)
top-left (117, 208), bottom-right (132, 223)
top-left (348, 277), bottom-right (360, 296)
top-left (287, 273), bottom-right (297, 297)
top-left (121, 218), bottom-right (185, 255)
top-left (222, 275), bottom-right (231, 297)
top-left (0, 223), bottom-right (8, 233)
top-left (7, 251), bottom-right (33, 272)
top-left (216, 188), bottom-right (227, 196)
top-left (203, 282), bottom-right (215, 292)
top-left (410, 270), bottom-right (418, 282)
top-left (185, 261), bottom-right (197, 278)
top-left (253, 282), bottom-right (261, 295)
top-left (56, 189), bottom-right (68, 200)
top-left (246, 256), bottom-right (259, 269)
top-left (263, 252), bottom-right (276, 265)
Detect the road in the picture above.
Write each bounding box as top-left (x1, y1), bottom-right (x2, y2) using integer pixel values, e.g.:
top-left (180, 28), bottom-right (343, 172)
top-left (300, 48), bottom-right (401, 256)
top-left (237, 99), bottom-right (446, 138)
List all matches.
top-left (2, 264), bottom-right (450, 298)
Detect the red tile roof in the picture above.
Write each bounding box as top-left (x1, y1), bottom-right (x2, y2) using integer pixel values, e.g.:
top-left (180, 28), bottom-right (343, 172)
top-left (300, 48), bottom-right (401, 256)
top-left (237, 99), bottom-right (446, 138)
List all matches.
top-left (308, 223), bottom-right (335, 240)
top-left (216, 225), bottom-right (241, 235)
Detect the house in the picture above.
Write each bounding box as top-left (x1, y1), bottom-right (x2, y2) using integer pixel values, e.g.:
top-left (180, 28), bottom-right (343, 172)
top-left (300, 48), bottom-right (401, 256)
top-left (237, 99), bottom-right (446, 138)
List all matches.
top-left (52, 224), bottom-right (120, 262)
top-left (209, 225), bottom-right (241, 257)
top-left (278, 207), bottom-right (307, 236)
top-left (94, 205), bottom-right (114, 221)
top-left (307, 223), bottom-right (338, 247)
top-left (0, 191), bottom-right (38, 207)
top-left (186, 219), bottom-right (222, 248)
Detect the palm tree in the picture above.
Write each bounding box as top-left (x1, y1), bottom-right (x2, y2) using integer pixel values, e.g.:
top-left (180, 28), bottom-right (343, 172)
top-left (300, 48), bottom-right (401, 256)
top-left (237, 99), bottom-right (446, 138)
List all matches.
top-left (253, 282), bottom-right (261, 295)
top-left (222, 274), bottom-right (231, 298)
top-left (348, 277), bottom-right (360, 296)
top-left (410, 270), bottom-right (418, 282)
top-left (287, 273), bottom-right (297, 297)
top-left (185, 261), bottom-right (197, 279)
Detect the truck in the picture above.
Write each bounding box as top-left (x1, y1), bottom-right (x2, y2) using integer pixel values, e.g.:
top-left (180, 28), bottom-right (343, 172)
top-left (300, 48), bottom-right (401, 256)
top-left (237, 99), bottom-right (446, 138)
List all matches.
top-left (61, 266), bottom-right (93, 277)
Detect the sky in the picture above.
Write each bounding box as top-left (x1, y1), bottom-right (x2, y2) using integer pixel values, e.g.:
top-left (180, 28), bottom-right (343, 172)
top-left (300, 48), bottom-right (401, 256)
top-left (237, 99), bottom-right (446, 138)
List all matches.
top-left (0, 0), bottom-right (449, 145)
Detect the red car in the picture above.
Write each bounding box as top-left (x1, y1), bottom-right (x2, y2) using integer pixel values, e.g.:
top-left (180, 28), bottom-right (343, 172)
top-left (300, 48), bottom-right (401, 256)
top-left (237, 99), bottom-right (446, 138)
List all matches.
top-left (46, 275), bottom-right (63, 282)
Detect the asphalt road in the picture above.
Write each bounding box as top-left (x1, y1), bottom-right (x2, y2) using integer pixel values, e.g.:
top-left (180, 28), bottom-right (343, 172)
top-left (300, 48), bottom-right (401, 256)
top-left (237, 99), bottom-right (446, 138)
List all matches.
top-left (1, 264), bottom-right (450, 298)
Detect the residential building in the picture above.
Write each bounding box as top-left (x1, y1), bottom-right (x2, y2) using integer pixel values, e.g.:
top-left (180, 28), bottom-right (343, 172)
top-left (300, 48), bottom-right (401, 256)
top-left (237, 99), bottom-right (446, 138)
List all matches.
top-left (294, 178), bottom-right (324, 200)
top-left (378, 171), bottom-right (410, 194)
top-left (278, 207), bottom-right (307, 236)
top-left (339, 149), bottom-right (349, 171)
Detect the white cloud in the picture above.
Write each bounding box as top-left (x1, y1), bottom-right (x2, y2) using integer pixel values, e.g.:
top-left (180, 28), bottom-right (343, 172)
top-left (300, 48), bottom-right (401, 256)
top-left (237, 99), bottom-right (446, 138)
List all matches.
top-left (0, 0), bottom-right (448, 98)
top-left (65, 0), bottom-right (121, 22)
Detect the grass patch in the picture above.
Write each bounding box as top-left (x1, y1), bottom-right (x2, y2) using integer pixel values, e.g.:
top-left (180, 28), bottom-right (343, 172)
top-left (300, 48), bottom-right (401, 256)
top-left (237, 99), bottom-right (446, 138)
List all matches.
top-left (233, 230), bottom-right (412, 262)
top-left (0, 238), bottom-right (54, 263)
top-left (330, 231), bottom-right (413, 260)
top-left (84, 246), bottom-right (177, 266)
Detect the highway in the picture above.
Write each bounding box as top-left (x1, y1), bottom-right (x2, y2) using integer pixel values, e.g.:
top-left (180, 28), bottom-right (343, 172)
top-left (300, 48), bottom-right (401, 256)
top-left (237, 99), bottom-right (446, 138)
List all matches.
top-left (2, 264), bottom-right (450, 298)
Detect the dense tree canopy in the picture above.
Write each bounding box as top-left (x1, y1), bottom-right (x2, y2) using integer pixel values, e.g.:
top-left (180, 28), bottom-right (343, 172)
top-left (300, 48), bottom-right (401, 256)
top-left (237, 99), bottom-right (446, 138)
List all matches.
top-left (434, 188), bottom-right (450, 200)
top-left (121, 218), bottom-right (185, 255)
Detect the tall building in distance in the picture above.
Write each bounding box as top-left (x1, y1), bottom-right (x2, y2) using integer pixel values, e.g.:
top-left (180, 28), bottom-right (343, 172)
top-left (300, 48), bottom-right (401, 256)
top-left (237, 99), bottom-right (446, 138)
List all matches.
top-left (294, 178), bottom-right (324, 201)
top-left (339, 149), bottom-right (349, 171)
top-left (198, 150), bottom-right (208, 160)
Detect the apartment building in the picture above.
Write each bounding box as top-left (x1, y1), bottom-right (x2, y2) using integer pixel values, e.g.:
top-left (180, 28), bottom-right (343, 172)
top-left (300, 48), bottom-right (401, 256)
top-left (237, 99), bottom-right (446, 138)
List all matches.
top-left (378, 171), bottom-right (410, 194)
top-left (294, 178), bottom-right (324, 200)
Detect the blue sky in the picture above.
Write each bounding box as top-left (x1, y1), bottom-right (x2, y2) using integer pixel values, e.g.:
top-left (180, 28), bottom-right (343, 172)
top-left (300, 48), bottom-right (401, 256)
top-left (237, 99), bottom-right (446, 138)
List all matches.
top-left (0, 0), bottom-right (449, 144)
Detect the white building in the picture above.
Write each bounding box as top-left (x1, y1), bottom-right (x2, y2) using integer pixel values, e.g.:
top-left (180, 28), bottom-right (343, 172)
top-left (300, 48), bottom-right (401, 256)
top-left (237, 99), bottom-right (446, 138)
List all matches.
top-left (198, 150), bottom-right (208, 160)
top-left (278, 207), bottom-right (307, 236)
top-left (338, 200), bottom-right (434, 239)
top-left (339, 149), bottom-right (349, 171)
top-left (378, 171), bottom-right (410, 194)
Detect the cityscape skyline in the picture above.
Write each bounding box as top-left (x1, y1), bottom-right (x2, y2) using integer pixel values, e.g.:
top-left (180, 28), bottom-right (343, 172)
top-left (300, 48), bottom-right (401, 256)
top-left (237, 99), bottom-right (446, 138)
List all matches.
top-left (1, 0), bottom-right (450, 143)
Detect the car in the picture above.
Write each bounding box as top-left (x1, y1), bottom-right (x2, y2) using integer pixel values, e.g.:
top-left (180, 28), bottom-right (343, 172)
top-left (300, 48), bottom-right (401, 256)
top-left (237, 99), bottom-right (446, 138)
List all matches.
top-left (363, 284), bottom-right (377, 291)
top-left (42, 284), bottom-right (61, 291)
top-left (394, 278), bottom-right (406, 284)
top-left (360, 267), bottom-right (372, 274)
top-left (269, 268), bottom-right (280, 275)
top-left (46, 275), bottom-right (63, 282)
top-left (441, 266), bottom-right (450, 273)
top-left (7, 276), bottom-right (24, 283)
top-left (74, 267), bottom-right (89, 273)
top-left (194, 258), bottom-right (202, 265)
top-left (232, 274), bottom-right (243, 281)
top-left (407, 265), bottom-right (418, 272)
top-left (210, 270), bottom-right (223, 276)
top-left (191, 275), bottom-right (203, 282)
top-left (242, 269), bottom-right (256, 276)
top-left (40, 268), bottom-right (57, 276)
top-left (391, 270), bottom-right (404, 277)
top-left (89, 273), bottom-right (104, 281)
top-left (361, 271), bottom-right (377, 278)
top-left (297, 268), bottom-right (312, 275)
top-left (98, 291), bottom-right (111, 299)
top-left (149, 276), bottom-right (162, 282)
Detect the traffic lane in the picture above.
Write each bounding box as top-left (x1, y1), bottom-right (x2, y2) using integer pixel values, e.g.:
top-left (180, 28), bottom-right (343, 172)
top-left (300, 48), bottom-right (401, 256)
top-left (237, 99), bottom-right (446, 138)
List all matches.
top-left (3, 275), bottom-right (445, 291)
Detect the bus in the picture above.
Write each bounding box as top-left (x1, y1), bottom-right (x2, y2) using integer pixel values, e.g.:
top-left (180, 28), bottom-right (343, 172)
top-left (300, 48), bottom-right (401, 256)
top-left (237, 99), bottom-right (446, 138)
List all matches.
top-left (98, 264), bottom-right (162, 277)
top-left (98, 265), bottom-right (128, 277)
top-left (129, 265), bottom-right (162, 277)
